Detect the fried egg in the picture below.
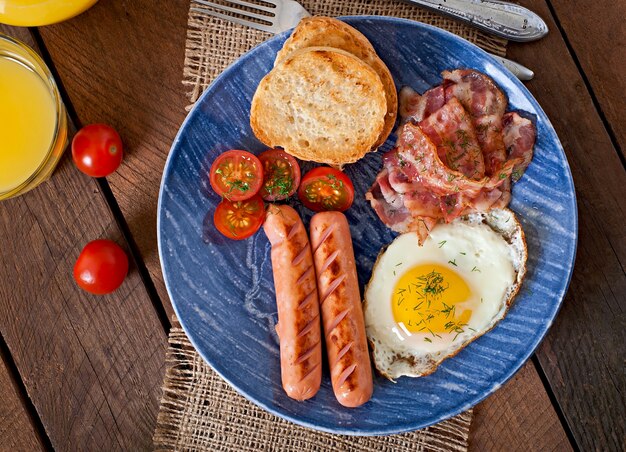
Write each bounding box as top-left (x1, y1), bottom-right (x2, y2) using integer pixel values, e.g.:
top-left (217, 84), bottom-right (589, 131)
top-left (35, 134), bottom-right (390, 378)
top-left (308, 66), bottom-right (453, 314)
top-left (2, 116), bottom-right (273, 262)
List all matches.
top-left (364, 209), bottom-right (527, 380)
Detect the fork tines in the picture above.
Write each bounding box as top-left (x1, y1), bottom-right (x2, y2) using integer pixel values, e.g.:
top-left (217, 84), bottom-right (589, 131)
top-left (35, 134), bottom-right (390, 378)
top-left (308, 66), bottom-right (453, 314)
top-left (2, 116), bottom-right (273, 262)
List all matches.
top-left (191, 0), bottom-right (277, 33)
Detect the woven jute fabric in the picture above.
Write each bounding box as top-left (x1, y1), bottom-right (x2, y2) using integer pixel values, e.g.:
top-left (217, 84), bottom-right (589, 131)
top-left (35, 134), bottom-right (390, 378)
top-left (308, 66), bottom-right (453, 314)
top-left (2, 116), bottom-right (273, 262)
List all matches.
top-left (182, 0), bottom-right (507, 109)
top-left (154, 2), bottom-right (506, 449)
top-left (153, 324), bottom-right (473, 451)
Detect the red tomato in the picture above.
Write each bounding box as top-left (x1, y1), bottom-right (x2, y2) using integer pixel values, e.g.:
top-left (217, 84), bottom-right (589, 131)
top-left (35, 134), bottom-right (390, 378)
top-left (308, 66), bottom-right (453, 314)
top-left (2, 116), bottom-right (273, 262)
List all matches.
top-left (214, 194), bottom-right (265, 240)
top-left (209, 150), bottom-right (263, 201)
top-left (258, 149), bottom-right (301, 201)
top-left (298, 167), bottom-right (355, 212)
top-left (72, 124), bottom-right (123, 177)
top-left (73, 240), bottom-right (129, 295)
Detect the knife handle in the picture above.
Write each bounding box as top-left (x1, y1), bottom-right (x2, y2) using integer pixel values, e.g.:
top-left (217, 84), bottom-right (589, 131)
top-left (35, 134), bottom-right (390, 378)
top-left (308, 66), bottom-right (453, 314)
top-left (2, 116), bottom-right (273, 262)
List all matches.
top-left (401, 0), bottom-right (548, 42)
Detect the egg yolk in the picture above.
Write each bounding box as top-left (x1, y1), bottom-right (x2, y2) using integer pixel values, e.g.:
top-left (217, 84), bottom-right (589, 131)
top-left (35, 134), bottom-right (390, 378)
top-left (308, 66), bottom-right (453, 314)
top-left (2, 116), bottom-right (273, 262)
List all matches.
top-left (392, 264), bottom-right (472, 336)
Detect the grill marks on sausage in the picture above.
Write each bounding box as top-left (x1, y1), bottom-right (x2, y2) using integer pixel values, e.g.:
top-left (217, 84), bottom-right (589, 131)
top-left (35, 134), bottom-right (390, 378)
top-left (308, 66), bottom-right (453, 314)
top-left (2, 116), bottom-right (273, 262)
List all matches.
top-left (298, 362), bottom-right (321, 384)
top-left (314, 224), bottom-right (360, 392)
top-left (319, 250), bottom-right (340, 275)
top-left (336, 364), bottom-right (358, 389)
top-left (297, 288), bottom-right (316, 310)
top-left (296, 266), bottom-right (314, 285)
top-left (297, 313), bottom-right (320, 339)
top-left (292, 244), bottom-right (309, 266)
top-left (312, 222), bottom-right (335, 254)
top-left (295, 339), bottom-right (321, 364)
top-left (320, 273), bottom-right (347, 305)
top-left (263, 205), bottom-right (322, 400)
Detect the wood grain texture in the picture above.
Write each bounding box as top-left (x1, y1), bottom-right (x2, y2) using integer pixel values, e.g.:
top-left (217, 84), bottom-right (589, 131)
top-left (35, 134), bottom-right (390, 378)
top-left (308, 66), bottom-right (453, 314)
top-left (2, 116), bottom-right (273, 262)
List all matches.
top-left (506, 1), bottom-right (626, 450)
top-left (0, 25), bottom-right (168, 450)
top-left (36, 0), bottom-right (191, 318)
top-left (0, 348), bottom-right (45, 452)
top-left (34, 0), bottom-right (570, 448)
top-left (549, 0), bottom-right (626, 159)
top-left (30, 0), bottom-right (625, 449)
top-left (0, 151), bottom-right (168, 451)
top-left (470, 360), bottom-right (572, 452)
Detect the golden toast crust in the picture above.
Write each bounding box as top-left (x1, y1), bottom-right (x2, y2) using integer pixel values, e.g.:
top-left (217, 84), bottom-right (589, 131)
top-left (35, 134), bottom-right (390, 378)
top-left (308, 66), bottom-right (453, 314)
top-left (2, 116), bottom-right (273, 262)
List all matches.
top-left (250, 46), bottom-right (387, 166)
top-left (275, 16), bottom-right (397, 149)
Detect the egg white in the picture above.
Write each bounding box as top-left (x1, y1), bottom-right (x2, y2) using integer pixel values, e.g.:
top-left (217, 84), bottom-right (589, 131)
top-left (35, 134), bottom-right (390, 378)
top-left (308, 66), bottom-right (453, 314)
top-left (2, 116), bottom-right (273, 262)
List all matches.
top-left (364, 209), bottom-right (527, 380)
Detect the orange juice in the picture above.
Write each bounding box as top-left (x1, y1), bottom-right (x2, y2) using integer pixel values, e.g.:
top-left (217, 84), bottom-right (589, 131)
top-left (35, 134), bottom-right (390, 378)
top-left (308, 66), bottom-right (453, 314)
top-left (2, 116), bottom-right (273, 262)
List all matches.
top-left (0, 33), bottom-right (68, 200)
top-left (0, 0), bottom-right (98, 26)
top-left (0, 57), bottom-right (57, 193)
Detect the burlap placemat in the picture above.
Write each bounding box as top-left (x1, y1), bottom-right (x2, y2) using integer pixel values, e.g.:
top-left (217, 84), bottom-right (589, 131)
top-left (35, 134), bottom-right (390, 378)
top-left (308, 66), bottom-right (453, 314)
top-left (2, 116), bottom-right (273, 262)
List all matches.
top-left (182, 0), bottom-right (507, 109)
top-left (153, 2), bottom-right (508, 450)
top-left (153, 323), bottom-right (473, 451)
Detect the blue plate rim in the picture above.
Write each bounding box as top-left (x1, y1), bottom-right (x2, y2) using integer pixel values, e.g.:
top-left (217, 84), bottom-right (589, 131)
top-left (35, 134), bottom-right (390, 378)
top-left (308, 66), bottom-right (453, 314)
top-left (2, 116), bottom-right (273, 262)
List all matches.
top-left (157, 15), bottom-right (578, 436)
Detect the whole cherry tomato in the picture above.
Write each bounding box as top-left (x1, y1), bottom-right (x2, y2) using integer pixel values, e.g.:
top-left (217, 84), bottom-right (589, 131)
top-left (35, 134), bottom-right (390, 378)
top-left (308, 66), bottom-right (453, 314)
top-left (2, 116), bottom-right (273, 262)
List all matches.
top-left (209, 150), bottom-right (263, 201)
top-left (298, 167), bottom-right (354, 212)
top-left (72, 124), bottom-right (123, 177)
top-left (73, 239), bottom-right (129, 295)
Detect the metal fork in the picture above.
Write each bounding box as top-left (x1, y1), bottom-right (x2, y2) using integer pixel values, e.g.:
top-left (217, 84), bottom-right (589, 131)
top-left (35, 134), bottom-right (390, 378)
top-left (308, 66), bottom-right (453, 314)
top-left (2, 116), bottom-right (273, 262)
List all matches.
top-left (190, 0), bottom-right (534, 80)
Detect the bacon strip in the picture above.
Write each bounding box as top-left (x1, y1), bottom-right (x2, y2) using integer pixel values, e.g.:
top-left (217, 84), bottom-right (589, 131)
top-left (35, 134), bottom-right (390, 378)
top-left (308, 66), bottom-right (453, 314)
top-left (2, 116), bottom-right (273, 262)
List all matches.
top-left (418, 97), bottom-right (485, 180)
top-left (368, 69), bottom-right (536, 244)
top-left (399, 85), bottom-right (445, 124)
top-left (443, 69), bottom-right (507, 177)
top-left (503, 112), bottom-right (536, 180)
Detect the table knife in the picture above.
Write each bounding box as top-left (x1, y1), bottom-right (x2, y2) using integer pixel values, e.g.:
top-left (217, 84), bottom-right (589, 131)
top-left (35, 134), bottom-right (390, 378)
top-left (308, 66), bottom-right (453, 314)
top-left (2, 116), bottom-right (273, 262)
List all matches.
top-left (400, 0), bottom-right (548, 41)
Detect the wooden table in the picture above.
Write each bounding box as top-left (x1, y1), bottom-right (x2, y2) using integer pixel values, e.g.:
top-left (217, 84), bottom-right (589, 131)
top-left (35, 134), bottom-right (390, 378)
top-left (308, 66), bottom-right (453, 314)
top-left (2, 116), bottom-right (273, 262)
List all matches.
top-left (1, 1), bottom-right (623, 450)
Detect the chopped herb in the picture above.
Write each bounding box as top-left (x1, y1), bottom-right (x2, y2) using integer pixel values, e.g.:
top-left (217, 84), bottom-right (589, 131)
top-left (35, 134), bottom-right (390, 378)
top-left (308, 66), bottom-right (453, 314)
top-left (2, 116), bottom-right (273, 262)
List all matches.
top-left (460, 251), bottom-right (466, 255)
top-left (498, 172), bottom-right (508, 180)
top-left (395, 262), bottom-right (403, 267)
top-left (471, 266), bottom-right (481, 273)
top-left (424, 337), bottom-right (432, 343)
top-left (438, 240), bottom-right (447, 248)
top-left (448, 259), bottom-right (457, 267)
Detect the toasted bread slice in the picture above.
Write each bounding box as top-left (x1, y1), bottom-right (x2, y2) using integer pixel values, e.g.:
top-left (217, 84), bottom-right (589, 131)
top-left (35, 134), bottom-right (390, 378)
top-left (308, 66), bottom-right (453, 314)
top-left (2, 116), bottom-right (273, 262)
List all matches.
top-left (275, 16), bottom-right (397, 149)
top-left (250, 46), bottom-right (387, 166)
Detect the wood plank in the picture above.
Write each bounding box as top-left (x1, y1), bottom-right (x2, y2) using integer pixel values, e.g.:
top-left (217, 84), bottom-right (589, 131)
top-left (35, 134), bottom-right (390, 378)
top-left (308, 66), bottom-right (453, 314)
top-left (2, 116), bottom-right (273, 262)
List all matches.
top-left (549, 0), bottom-right (626, 159)
top-left (34, 1), bottom-right (572, 449)
top-left (505, 1), bottom-right (626, 450)
top-left (470, 360), bottom-right (572, 452)
top-left (0, 26), bottom-right (168, 451)
top-left (0, 348), bottom-right (45, 452)
top-left (33, 0), bottom-right (625, 449)
top-left (36, 0), bottom-right (191, 318)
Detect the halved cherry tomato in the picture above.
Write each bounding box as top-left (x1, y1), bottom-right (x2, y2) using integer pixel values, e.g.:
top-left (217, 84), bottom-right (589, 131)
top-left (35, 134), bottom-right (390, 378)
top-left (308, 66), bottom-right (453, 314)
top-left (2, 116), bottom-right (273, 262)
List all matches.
top-left (73, 239), bottom-right (129, 295)
top-left (209, 150), bottom-right (263, 201)
top-left (258, 149), bottom-right (301, 201)
top-left (72, 124), bottom-right (123, 177)
top-left (214, 194), bottom-right (265, 240)
top-left (298, 167), bottom-right (354, 212)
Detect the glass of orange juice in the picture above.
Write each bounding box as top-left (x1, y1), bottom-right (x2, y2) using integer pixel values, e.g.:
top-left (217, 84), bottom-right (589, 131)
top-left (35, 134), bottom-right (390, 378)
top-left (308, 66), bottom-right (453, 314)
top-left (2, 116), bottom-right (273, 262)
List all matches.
top-left (0, 0), bottom-right (99, 26)
top-left (0, 33), bottom-right (68, 200)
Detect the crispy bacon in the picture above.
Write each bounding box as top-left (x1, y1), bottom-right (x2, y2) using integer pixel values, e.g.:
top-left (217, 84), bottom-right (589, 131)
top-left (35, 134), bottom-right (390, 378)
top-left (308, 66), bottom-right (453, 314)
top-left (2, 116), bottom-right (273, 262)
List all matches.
top-left (399, 85), bottom-right (445, 124)
top-left (367, 69), bottom-right (536, 244)
top-left (443, 69), bottom-right (507, 177)
top-left (503, 112), bottom-right (536, 180)
top-left (418, 97), bottom-right (485, 180)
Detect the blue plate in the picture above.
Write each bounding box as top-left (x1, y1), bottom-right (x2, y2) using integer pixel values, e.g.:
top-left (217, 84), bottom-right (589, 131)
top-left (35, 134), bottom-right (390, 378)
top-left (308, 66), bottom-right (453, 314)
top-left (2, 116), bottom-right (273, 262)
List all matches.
top-left (158, 16), bottom-right (577, 435)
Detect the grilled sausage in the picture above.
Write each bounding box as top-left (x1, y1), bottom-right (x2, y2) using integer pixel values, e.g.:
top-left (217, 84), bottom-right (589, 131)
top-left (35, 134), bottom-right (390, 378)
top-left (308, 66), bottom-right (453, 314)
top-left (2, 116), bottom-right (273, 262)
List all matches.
top-left (263, 205), bottom-right (322, 401)
top-left (309, 211), bottom-right (373, 407)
